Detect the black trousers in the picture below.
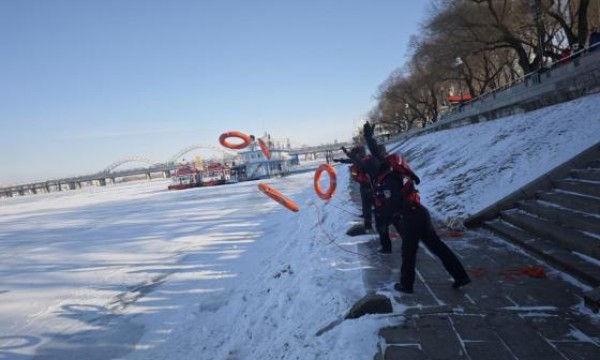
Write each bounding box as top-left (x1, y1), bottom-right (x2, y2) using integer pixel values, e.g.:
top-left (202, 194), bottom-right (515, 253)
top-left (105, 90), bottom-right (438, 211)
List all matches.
top-left (375, 211), bottom-right (392, 252)
top-left (359, 185), bottom-right (373, 229)
top-left (390, 203), bottom-right (468, 289)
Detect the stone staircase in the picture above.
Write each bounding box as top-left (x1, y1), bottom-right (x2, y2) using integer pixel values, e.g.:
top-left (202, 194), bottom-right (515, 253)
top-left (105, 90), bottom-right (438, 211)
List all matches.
top-left (465, 143), bottom-right (600, 309)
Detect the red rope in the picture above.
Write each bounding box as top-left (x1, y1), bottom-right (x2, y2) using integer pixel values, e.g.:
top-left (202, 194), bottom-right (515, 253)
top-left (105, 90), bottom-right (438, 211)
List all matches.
top-left (470, 267), bottom-right (488, 278)
top-left (467, 265), bottom-right (546, 280)
top-left (499, 266), bottom-right (546, 280)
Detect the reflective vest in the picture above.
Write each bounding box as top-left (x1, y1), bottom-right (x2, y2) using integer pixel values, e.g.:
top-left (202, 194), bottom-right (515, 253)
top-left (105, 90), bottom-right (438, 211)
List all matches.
top-left (373, 155), bottom-right (420, 215)
top-left (350, 160), bottom-right (371, 186)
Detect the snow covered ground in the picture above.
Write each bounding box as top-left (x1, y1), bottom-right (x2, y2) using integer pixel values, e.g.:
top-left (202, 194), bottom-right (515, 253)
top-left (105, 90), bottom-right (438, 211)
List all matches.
top-left (0, 93), bottom-right (599, 360)
top-left (394, 93), bottom-right (600, 221)
top-left (0, 171), bottom-right (376, 360)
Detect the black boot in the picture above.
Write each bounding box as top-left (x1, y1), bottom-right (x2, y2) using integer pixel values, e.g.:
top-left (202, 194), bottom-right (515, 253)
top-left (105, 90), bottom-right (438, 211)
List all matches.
top-left (394, 283), bottom-right (413, 294)
top-left (452, 277), bottom-right (471, 289)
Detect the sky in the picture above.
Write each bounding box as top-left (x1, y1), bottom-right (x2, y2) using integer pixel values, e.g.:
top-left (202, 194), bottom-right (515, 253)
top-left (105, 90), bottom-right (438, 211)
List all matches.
top-left (1, 93), bottom-right (598, 359)
top-left (0, 0), bottom-right (429, 185)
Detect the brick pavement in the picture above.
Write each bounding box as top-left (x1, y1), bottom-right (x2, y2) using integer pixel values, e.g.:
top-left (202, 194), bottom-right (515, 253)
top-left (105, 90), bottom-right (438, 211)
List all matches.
top-left (356, 225), bottom-right (600, 360)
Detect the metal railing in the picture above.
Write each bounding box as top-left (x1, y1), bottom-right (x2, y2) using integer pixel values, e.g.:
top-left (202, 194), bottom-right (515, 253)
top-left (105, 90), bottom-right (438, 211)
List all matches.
top-left (446, 41), bottom-right (600, 117)
top-left (385, 41), bottom-right (600, 150)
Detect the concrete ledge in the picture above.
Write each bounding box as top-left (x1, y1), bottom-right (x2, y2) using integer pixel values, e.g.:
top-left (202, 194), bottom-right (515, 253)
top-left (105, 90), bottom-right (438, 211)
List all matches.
top-left (517, 200), bottom-right (600, 234)
top-left (384, 51), bottom-right (600, 152)
top-left (499, 209), bottom-right (600, 260)
top-left (537, 191), bottom-right (600, 214)
top-left (465, 142), bottom-right (600, 228)
top-left (571, 168), bottom-right (600, 181)
top-left (483, 220), bottom-right (600, 287)
top-left (584, 287), bottom-right (600, 313)
top-left (554, 179), bottom-right (600, 197)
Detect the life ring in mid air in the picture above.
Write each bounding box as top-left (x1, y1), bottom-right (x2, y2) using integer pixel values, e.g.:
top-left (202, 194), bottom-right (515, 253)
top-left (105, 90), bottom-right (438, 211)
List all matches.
top-left (314, 164), bottom-right (337, 200)
top-left (219, 131), bottom-right (252, 150)
top-left (257, 138), bottom-right (271, 160)
top-left (257, 183), bottom-right (299, 212)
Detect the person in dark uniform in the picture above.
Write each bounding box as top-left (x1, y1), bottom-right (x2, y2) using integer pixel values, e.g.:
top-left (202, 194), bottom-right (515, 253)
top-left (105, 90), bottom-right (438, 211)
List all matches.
top-left (362, 121), bottom-right (471, 293)
top-left (335, 146), bottom-right (374, 232)
top-left (371, 143), bottom-right (419, 254)
top-left (340, 145), bottom-right (401, 253)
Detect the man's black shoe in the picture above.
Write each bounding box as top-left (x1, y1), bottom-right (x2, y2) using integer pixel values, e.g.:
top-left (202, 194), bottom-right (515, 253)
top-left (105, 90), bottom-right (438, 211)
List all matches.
top-left (394, 283), bottom-right (413, 294)
top-left (452, 277), bottom-right (471, 289)
top-left (377, 248), bottom-right (392, 254)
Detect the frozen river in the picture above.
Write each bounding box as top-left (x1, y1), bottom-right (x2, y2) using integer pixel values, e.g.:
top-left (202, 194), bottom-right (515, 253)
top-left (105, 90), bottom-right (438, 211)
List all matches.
top-left (0, 173), bottom-right (378, 359)
top-left (0, 170), bottom-right (377, 360)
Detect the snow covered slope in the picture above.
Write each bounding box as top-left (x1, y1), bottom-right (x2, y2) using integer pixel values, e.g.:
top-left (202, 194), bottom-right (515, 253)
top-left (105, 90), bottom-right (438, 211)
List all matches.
top-left (394, 92), bottom-right (600, 221)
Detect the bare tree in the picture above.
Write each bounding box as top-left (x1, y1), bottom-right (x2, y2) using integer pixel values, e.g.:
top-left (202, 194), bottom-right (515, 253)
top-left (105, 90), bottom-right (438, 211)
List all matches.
top-left (367, 0), bottom-right (595, 134)
top-left (545, 0), bottom-right (591, 48)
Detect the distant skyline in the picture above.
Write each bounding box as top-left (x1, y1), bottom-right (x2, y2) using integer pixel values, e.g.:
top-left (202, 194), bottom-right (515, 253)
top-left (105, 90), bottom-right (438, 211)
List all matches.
top-left (0, 0), bottom-right (429, 185)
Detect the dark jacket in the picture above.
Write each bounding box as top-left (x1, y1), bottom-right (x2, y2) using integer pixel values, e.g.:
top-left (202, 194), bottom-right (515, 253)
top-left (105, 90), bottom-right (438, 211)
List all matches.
top-left (350, 157), bottom-right (372, 187)
top-left (362, 124), bottom-right (421, 216)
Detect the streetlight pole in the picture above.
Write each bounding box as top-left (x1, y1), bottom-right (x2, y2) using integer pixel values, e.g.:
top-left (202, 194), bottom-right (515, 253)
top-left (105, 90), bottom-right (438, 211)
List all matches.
top-left (453, 57), bottom-right (464, 104)
top-left (596, 0), bottom-right (600, 28)
top-left (534, 0), bottom-right (545, 73)
top-left (459, 68), bottom-right (464, 103)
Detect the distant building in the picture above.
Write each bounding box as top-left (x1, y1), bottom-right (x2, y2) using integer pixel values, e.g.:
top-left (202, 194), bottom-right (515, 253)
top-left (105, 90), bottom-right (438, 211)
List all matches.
top-left (234, 147), bottom-right (299, 180)
top-left (167, 162), bottom-right (231, 190)
top-left (448, 94), bottom-right (473, 105)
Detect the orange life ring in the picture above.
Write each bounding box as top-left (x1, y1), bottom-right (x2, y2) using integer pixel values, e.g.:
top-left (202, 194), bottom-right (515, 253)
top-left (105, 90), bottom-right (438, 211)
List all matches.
top-left (257, 183), bottom-right (299, 212)
top-left (219, 131), bottom-right (252, 150)
top-left (314, 164), bottom-right (337, 200)
top-left (257, 138), bottom-right (271, 160)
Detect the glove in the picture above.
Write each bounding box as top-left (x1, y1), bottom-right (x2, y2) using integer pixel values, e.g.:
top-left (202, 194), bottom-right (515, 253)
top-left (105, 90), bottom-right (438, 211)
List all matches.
top-left (411, 173), bottom-right (421, 185)
top-left (363, 122), bottom-right (374, 139)
top-left (334, 158), bottom-right (352, 164)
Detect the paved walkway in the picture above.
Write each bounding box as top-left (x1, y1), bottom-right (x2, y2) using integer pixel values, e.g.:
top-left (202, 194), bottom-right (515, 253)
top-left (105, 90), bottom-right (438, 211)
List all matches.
top-left (357, 224), bottom-right (600, 360)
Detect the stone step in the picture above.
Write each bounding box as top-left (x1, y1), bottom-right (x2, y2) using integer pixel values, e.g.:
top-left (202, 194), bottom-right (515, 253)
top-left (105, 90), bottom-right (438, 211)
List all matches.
top-left (585, 159), bottom-right (600, 169)
top-left (517, 200), bottom-right (600, 235)
top-left (483, 220), bottom-right (600, 287)
top-left (537, 191), bottom-right (600, 214)
top-left (584, 287), bottom-right (600, 313)
top-left (553, 179), bottom-right (600, 197)
top-left (571, 168), bottom-right (600, 182)
top-left (500, 209), bottom-right (600, 260)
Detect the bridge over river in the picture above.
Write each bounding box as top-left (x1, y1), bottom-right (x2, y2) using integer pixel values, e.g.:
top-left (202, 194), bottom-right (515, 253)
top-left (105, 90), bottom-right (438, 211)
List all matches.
top-left (0, 141), bottom-right (350, 198)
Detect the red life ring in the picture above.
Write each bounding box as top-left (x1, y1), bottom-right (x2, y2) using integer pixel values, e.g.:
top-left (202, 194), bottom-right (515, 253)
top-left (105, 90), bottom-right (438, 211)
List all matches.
top-left (219, 131), bottom-right (252, 150)
top-left (257, 183), bottom-right (299, 212)
top-left (314, 164), bottom-right (337, 200)
top-left (258, 138), bottom-right (271, 160)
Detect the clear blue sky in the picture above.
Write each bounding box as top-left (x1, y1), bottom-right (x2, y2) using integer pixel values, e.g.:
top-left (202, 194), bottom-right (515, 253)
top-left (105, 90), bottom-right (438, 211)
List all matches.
top-left (0, 0), bottom-right (428, 184)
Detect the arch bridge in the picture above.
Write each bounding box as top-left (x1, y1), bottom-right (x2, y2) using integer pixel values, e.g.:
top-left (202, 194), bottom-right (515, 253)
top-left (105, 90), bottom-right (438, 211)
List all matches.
top-left (104, 156), bottom-right (162, 173)
top-left (0, 140), bottom-right (345, 198)
top-left (168, 144), bottom-right (238, 164)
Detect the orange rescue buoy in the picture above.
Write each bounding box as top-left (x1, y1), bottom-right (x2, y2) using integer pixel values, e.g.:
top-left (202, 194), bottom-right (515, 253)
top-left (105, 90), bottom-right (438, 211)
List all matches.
top-left (258, 138), bottom-right (271, 160)
top-left (257, 183), bottom-right (299, 212)
top-left (314, 164), bottom-right (337, 200)
top-left (219, 131), bottom-right (252, 150)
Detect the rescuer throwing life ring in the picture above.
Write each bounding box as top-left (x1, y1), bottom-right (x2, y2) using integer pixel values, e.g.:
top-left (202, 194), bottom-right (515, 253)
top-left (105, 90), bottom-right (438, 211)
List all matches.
top-left (257, 183), bottom-right (299, 212)
top-left (219, 131), bottom-right (252, 150)
top-left (314, 164), bottom-right (337, 200)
